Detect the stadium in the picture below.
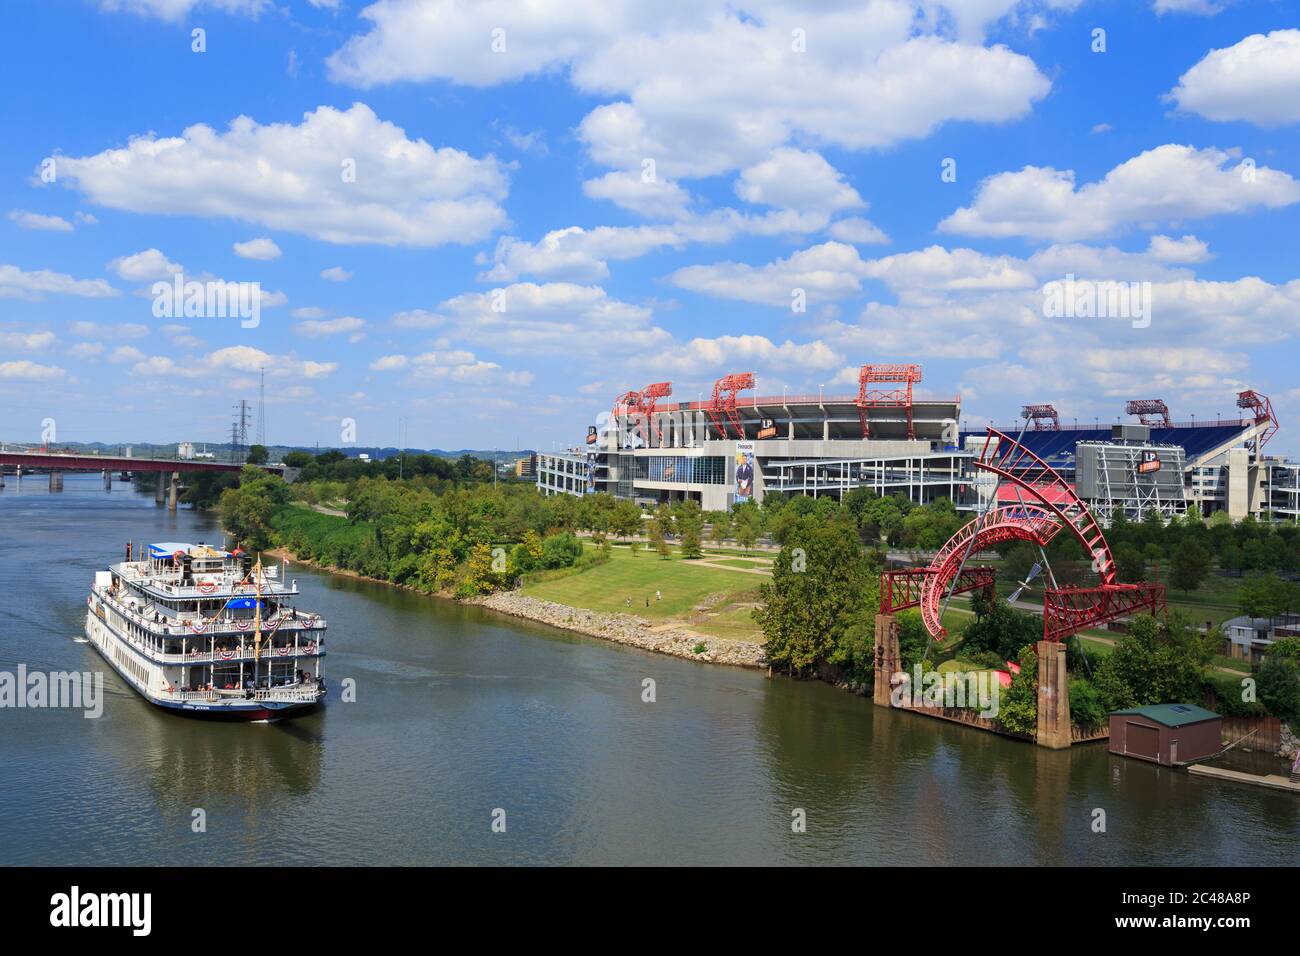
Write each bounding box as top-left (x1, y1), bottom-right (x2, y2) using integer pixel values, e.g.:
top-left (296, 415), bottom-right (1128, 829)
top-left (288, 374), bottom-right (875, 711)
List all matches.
top-left (537, 364), bottom-right (1296, 525)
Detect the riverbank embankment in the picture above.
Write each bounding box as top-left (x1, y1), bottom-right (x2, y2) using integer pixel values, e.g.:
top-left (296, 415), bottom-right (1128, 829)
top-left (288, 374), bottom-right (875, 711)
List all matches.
top-left (267, 547), bottom-right (767, 669)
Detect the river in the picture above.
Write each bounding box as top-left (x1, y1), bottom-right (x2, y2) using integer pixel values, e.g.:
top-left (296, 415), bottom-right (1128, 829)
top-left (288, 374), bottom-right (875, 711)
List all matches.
top-left (1, 473), bottom-right (1295, 865)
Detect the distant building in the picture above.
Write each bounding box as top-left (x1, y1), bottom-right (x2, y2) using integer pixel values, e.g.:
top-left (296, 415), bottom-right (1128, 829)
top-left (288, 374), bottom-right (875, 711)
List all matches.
top-left (177, 442), bottom-right (196, 460)
top-left (1221, 614), bottom-right (1300, 664)
top-left (514, 454), bottom-right (537, 479)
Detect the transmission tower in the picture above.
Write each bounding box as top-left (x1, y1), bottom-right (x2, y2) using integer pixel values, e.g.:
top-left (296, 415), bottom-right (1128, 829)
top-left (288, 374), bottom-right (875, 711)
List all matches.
top-left (231, 400), bottom-right (250, 463)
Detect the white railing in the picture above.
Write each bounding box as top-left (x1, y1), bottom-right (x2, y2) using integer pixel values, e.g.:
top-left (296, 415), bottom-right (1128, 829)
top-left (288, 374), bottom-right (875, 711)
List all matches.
top-left (152, 644), bottom-right (323, 664)
top-left (96, 587), bottom-right (325, 639)
top-left (156, 685), bottom-right (324, 704)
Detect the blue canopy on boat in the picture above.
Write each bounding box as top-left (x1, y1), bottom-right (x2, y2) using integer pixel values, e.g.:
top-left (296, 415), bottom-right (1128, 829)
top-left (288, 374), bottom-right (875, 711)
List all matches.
top-left (228, 598), bottom-right (262, 609)
top-left (148, 542), bottom-right (194, 558)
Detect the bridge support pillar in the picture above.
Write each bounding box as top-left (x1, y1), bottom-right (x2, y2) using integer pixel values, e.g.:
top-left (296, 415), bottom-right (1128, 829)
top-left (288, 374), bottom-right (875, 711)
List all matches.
top-left (49, 470), bottom-right (63, 493)
top-left (168, 471), bottom-right (179, 512)
top-left (873, 613), bottom-right (900, 707)
top-left (155, 474), bottom-right (166, 505)
top-left (1035, 640), bottom-right (1071, 749)
top-left (102, 468), bottom-right (111, 491)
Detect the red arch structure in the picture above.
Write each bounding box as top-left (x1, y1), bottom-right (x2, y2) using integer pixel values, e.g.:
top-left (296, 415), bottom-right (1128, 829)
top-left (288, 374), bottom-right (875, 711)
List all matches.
top-left (919, 505), bottom-right (1063, 637)
top-left (881, 428), bottom-right (1165, 642)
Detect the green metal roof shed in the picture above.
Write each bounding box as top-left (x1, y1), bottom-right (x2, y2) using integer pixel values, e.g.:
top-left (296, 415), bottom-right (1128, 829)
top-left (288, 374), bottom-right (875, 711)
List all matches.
top-left (1108, 704), bottom-right (1221, 766)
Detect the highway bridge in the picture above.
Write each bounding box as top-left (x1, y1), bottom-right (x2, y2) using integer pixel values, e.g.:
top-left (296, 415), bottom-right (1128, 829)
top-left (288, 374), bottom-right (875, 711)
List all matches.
top-left (0, 451), bottom-right (284, 510)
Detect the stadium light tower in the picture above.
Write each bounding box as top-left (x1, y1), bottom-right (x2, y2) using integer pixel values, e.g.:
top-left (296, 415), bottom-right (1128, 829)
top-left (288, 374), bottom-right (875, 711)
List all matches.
top-left (1236, 389), bottom-right (1280, 451)
top-left (1125, 399), bottom-right (1172, 428)
top-left (1021, 404), bottom-right (1060, 432)
top-left (857, 363), bottom-right (923, 439)
top-left (707, 372), bottom-right (755, 439)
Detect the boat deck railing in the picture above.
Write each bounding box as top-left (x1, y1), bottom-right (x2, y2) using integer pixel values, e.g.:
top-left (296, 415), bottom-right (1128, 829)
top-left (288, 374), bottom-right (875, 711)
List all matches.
top-left (115, 562), bottom-right (298, 598)
top-left (94, 586), bottom-right (326, 639)
top-left (157, 684), bottom-right (324, 705)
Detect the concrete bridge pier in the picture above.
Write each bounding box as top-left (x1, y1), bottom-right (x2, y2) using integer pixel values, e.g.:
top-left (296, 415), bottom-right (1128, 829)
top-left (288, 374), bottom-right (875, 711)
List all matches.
top-left (168, 471), bottom-right (179, 512)
top-left (1035, 640), bottom-right (1072, 749)
top-left (873, 613), bottom-right (901, 707)
top-left (48, 470), bottom-right (64, 493)
top-left (0, 469), bottom-right (5, 489)
top-left (102, 468), bottom-right (112, 492)
top-left (155, 474), bottom-right (167, 506)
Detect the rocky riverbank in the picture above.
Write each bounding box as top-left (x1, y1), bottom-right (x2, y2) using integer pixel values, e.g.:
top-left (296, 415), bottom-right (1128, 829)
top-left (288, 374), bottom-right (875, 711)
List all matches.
top-left (474, 591), bottom-right (767, 668)
top-left (268, 547), bottom-right (767, 669)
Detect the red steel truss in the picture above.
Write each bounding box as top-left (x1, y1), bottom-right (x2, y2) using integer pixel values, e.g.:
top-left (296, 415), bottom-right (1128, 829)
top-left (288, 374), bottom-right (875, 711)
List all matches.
top-left (856, 364), bottom-right (922, 439)
top-left (1126, 399), bottom-right (1172, 428)
top-left (1021, 404), bottom-right (1060, 431)
top-left (883, 427), bottom-right (1166, 643)
top-left (708, 372), bottom-right (755, 439)
top-left (918, 504), bottom-right (1064, 637)
top-left (1236, 389), bottom-right (1279, 451)
top-left (975, 428), bottom-right (1116, 585)
top-left (880, 566), bottom-right (996, 615)
top-left (1043, 584), bottom-right (1166, 643)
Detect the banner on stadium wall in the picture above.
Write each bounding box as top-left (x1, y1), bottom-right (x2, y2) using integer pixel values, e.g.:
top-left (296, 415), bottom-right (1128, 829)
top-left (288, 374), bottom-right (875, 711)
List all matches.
top-left (585, 453), bottom-right (598, 493)
top-left (734, 441), bottom-right (756, 504)
top-left (1138, 449), bottom-right (1162, 474)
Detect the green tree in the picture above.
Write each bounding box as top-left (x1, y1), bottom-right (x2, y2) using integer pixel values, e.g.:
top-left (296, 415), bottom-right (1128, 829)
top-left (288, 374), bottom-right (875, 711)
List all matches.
top-left (648, 504), bottom-right (672, 559)
top-left (733, 506), bottom-right (761, 552)
top-left (1219, 542), bottom-right (1246, 577)
top-left (756, 515), bottom-right (873, 676)
top-left (245, 444), bottom-right (269, 465)
top-left (459, 542), bottom-right (499, 595)
top-left (997, 644), bottom-right (1039, 736)
top-left (1168, 539), bottom-right (1210, 593)
top-left (708, 510), bottom-right (732, 546)
top-left (676, 500), bottom-right (705, 559)
top-left (1256, 657), bottom-right (1300, 723)
top-left (610, 498), bottom-right (643, 540)
top-left (1092, 614), bottom-right (1204, 710)
top-left (1238, 573), bottom-right (1292, 622)
top-left (963, 591), bottom-right (1041, 661)
top-left (218, 466), bottom-right (289, 551)
top-left (1114, 542), bottom-right (1146, 583)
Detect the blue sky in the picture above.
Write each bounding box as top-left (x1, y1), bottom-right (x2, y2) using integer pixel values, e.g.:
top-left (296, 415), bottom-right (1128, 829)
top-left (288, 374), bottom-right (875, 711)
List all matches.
top-left (1, 0), bottom-right (1298, 453)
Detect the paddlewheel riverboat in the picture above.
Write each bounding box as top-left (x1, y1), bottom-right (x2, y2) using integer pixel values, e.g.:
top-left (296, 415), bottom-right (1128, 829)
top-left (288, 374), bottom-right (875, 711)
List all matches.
top-left (85, 542), bottom-right (326, 720)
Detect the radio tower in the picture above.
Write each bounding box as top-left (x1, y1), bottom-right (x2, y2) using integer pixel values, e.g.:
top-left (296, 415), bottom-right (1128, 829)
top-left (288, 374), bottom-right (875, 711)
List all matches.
top-left (255, 367), bottom-right (266, 447)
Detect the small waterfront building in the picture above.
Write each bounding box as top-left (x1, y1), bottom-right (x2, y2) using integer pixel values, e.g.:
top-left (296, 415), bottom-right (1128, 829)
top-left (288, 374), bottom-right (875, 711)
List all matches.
top-left (1108, 704), bottom-right (1222, 766)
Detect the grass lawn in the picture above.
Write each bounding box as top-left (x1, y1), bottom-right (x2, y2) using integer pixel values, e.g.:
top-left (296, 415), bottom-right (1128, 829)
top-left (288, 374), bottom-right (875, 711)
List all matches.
top-left (522, 545), bottom-right (763, 635)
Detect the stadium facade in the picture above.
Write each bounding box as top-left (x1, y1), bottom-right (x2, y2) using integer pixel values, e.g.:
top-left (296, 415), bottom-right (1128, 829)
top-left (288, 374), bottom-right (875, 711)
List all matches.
top-left (537, 365), bottom-right (1294, 524)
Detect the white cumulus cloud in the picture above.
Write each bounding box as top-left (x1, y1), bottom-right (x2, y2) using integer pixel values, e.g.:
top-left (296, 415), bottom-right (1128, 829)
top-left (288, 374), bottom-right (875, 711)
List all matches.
top-left (53, 104), bottom-right (509, 247)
